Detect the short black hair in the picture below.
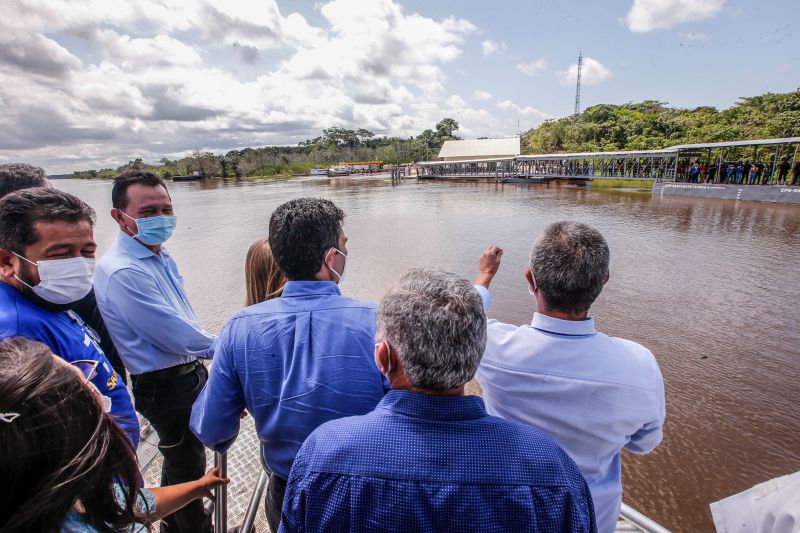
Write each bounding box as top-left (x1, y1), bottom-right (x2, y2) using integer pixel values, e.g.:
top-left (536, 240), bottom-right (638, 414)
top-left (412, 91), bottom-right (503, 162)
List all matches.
top-left (530, 221), bottom-right (610, 315)
top-left (0, 188), bottom-right (95, 253)
top-left (0, 164), bottom-right (48, 199)
top-left (112, 170), bottom-right (169, 210)
top-left (269, 198), bottom-right (345, 281)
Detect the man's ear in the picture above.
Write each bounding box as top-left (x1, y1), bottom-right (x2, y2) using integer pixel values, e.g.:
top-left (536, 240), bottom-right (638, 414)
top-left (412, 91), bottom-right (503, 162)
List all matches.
top-left (524, 267), bottom-right (537, 293)
top-left (0, 248), bottom-right (18, 279)
top-left (603, 271), bottom-right (610, 285)
top-left (375, 340), bottom-right (392, 375)
top-left (111, 208), bottom-right (134, 235)
top-left (110, 208), bottom-right (125, 225)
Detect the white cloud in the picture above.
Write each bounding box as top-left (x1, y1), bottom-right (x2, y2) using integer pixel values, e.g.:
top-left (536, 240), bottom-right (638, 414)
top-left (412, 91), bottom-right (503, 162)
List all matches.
top-left (678, 31), bottom-right (708, 41)
top-left (472, 90), bottom-right (492, 100)
top-left (496, 100), bottom-right (549, 122)
top-left (558, 57), bottom-right (612, 86)
top-left (0, 0), bottom-right (478, 172)
top-left (625, 0), bottom-right (725, 33)
top-left (516, 58), bottom-right (548, 76)
top-left (481, 40), bottom-right (505, 56)
top-left (90, 29), bottom-right (204, 69)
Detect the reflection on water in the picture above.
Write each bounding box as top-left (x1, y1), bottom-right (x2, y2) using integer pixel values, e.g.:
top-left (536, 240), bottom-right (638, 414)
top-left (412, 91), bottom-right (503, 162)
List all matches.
top-left (58, 177), bottom-right (800, 533)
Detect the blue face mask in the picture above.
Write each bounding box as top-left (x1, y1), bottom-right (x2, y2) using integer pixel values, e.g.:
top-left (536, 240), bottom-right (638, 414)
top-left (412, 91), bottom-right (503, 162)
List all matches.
top-left (122, 211), bottom-right (177, 245)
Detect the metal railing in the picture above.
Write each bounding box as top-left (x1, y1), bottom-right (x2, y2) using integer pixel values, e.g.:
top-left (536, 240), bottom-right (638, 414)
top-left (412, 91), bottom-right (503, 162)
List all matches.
top-left (619, 503), bottom-right (671, 533)
top-left (241, 470), bottom-right (268, 533)
top-left (214, 452), bottom-right (227, 532)
top-left (213, 452), bottom-right (269, 533)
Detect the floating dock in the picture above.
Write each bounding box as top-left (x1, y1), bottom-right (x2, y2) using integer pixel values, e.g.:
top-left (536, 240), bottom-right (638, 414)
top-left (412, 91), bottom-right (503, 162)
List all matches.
top-left (417, 137), bottom-right (800, 204)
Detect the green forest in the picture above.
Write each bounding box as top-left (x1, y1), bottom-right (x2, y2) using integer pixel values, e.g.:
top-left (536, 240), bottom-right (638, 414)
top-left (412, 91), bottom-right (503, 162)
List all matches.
top-left (69, 89), bottom-right (799, 179)
top-left (522, 89), bottom-right (800, 153)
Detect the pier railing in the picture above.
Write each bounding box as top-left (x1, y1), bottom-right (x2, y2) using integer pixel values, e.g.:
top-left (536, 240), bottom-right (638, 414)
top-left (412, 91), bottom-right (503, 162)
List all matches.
top-left (418, 136), bottom-right (800, 184)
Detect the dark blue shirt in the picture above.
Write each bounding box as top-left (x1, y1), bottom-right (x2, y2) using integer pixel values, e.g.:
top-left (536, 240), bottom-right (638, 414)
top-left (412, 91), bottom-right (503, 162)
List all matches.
top-left (191, 281), bottom-right (387, 479)
top-left (279, 390), bottom-right (597, 533)
top-left (0, 282), bottom-right (140, 447)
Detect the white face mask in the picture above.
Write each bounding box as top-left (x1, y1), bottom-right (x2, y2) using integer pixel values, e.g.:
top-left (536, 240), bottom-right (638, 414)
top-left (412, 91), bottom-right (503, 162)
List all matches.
top-left (327, 247), bottom-right (348, 284)
top-left (13, 253), bottom-right (96, 305)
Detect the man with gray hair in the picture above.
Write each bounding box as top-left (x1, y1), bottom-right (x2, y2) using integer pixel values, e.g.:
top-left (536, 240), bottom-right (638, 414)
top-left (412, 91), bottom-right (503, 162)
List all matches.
top-left (474, 222), bottom-right (665, 533)
top-left (278, 268), bottom-right (597, 532)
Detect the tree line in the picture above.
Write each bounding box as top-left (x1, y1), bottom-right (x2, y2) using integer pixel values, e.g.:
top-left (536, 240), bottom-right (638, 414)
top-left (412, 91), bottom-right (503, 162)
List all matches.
top-left (69, 118), bottom-right (461, 179)
top-left (67, 89), bottom-right (799, 179)
top-left (522, 89), bottom-right (800, 154)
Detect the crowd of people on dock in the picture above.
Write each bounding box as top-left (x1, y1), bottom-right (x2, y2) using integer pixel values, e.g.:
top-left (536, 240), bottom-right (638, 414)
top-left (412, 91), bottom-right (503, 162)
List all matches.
top-left (0, 163), bottom-right (666, 533)
top-left (681, 159), bottom-right (800, 185)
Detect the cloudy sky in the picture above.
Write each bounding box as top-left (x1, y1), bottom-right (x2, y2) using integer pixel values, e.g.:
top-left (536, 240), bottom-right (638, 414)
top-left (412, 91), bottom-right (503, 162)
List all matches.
top-left (1, 0), bottom-right (797, 173)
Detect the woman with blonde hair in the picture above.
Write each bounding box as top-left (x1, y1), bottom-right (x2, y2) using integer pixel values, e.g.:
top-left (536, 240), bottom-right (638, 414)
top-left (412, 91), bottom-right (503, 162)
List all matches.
top-left (245, 238), bottom-right (287, 306)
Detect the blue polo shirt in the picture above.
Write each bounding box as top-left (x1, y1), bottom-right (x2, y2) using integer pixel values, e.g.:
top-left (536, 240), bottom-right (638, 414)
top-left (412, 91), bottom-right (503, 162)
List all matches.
top-left (0, 282), bottom-right (140, 447)
top-left (279, 390), bottom-right (597, 532)
top-left (191, 281), bottom-right (388, 480)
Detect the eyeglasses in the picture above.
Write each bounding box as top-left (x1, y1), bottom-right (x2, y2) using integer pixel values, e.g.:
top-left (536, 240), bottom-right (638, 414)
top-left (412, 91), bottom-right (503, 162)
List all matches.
top-left (70, 360), bottom-right (100, 382)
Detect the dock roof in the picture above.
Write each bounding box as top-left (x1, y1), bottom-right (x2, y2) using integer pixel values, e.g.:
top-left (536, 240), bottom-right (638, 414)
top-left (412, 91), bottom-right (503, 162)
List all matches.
top-left (438, 137), bottom-right (520, 159)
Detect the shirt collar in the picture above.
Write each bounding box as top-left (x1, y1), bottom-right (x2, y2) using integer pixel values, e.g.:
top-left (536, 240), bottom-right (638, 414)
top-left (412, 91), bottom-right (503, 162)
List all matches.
top-left (281, 280), bottom-right (342, 297)
top-left (531, 312), bottom-right (596, 336)
top-left (117, 231), bottom-right (156, 259)
top-left (378, 389), bottom-right (487, 421)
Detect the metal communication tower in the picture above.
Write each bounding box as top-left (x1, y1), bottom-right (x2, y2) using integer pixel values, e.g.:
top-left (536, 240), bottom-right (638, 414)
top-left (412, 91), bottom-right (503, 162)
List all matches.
top-left (574, 52), bottom-right (583, 116)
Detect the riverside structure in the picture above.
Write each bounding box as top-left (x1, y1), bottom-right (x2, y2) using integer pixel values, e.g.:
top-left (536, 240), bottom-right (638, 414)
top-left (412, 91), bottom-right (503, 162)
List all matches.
top-left (417, 137), bottom-right (800, 203)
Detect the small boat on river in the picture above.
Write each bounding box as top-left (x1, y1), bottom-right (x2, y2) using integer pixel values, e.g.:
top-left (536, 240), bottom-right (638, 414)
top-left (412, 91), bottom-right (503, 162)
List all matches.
top-left (327, 166), bottom-right (351, 177)
top-left (171, 172), bottom-right (204, 181)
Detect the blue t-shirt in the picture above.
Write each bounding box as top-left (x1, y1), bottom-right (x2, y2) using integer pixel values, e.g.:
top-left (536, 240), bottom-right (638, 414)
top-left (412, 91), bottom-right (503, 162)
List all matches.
top-left (0, 282), bottom-right (139, 447)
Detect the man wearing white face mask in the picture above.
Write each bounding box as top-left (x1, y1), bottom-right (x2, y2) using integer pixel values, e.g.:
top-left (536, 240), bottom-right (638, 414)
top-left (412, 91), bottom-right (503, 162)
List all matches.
top-left (94, 170), bottom-right (216, 533)
top-left (0, 162), bottom-right (128, 384)
top-left (191, 197), bottom-right (387, 533)
top-left (0, 187), bottom-right (139, 446)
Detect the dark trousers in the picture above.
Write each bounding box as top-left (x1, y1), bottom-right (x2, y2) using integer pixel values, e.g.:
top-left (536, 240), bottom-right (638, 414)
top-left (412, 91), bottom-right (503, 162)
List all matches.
top-left (264, 474), bottom-right (288, 533)
top-left (133, 363), bottom-right (210, 533)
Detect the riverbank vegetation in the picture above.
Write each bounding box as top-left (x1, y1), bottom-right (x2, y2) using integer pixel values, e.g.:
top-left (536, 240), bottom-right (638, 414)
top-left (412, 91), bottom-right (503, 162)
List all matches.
top-left (65, 89), bottom-right (798, 180)
top-left (522, 89), bottom-right (799, 154)
top-left (590, 178), bottom-right (654, 189)
top-left (68, 118), bottom-right (461, 180)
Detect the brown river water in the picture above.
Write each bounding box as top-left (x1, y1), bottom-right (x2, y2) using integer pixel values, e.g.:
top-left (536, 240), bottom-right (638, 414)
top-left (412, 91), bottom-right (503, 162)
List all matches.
top-left (57, 177), bottom-right (800, 533)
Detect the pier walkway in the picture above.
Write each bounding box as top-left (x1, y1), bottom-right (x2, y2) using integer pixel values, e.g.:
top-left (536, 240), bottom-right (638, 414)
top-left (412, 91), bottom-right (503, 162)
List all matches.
top-left (418, 137), bottom-right (800, 185)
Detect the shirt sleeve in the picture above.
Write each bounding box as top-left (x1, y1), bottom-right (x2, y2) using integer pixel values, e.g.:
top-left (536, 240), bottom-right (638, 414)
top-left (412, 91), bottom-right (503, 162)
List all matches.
top-left (190, 328), bottom-right (244, 452)
top-left (473, 284), bottom-right (492, 311)
top-left (94, 360), bottom-right (140, 449)
top-left (278, 437), bottom-right (313, 533)
top-left (625, 363), bottom-right (666, 455)
top-left (113, 484), bottom-right (157, 516)
top-left (106, 268), bottom-right (216, 358)
top-left (55, 330), bottom-right (140, 449)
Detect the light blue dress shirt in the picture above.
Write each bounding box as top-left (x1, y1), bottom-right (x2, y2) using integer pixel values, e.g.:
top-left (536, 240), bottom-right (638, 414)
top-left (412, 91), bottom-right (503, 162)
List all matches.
top-left (94, 233), bottom-right (215, 375)
top-left (190, 281), bottom-right (388, 480)
top-left (474, 286), bottom-right (665, 533)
